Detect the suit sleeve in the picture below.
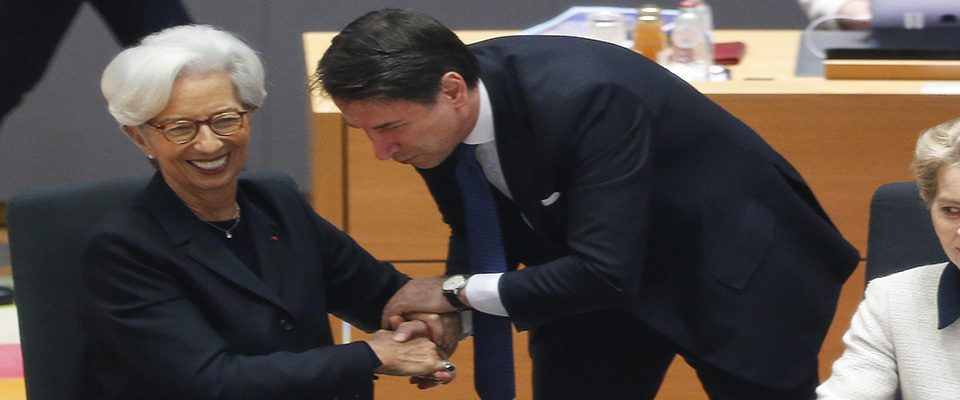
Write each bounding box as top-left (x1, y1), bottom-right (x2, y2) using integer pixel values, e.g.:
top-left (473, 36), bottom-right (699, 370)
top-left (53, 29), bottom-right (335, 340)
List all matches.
top-left (499, 83), bottom-right (653, 330)
top-left (312, 210), bottom-right (411, 332)
top-left (81, 223), bottom-right (382, 399)
top-left (275, 177), bottom-right (410, 333)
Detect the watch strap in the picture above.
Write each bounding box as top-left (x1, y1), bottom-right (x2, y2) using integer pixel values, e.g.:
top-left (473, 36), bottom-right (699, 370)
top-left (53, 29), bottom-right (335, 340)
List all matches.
top-left (444, 290), bottom-right (470, 311)
top-left (443, 274), bottom-right (471, 311)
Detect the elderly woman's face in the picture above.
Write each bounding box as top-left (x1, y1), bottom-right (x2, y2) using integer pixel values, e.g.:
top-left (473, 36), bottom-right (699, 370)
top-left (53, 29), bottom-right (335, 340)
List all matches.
top-left (127, 71), bottom-right (250, 199)
top-left (931, 163), bottom-right (960, 267)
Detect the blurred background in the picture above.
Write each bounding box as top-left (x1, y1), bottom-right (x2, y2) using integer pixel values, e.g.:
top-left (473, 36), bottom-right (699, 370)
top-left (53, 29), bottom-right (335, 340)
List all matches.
top-left (0, 0), bottom-right (808, 200)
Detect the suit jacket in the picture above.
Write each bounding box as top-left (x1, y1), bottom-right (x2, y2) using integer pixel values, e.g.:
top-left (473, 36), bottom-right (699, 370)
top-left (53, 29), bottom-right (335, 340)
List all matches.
top-left (80, 172), bottom-right (408, 399)
top-left (417, 35), bottom-right (860, 387)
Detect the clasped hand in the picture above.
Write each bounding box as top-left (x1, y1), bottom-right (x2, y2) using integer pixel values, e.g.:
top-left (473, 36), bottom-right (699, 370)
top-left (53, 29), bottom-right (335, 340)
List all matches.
top-left (382, 277), bottom-right (468, 355)
top-left (371, 277), bottom-right (469, 389)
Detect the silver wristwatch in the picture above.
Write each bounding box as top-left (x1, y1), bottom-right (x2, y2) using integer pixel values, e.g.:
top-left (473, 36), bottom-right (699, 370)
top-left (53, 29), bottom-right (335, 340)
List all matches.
top-left (442, 274), bottom-right (471, 311)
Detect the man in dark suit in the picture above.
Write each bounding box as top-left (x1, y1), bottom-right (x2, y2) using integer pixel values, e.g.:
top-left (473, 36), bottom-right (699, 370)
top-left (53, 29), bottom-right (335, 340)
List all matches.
top-left (316, 9), bottom-right (859, 399)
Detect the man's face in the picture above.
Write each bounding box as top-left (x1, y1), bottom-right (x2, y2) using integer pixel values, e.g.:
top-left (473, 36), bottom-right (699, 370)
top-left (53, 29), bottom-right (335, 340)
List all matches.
top-left (333, 72), bottom-right (475, 169)
top-left (336, 94), bottom-right (467, 169)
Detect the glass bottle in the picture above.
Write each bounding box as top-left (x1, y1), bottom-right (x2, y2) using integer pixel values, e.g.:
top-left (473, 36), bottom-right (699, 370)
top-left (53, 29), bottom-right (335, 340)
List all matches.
top-left (632, 5), bottom-right (668, 63)
top-left (665, 1), bottom-right (710, 81)
top-left (586, 11), bottom-right (627, 46)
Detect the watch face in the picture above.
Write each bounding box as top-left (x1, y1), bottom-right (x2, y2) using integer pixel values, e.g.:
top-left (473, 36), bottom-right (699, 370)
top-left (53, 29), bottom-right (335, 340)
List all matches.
top-left (443, 275), bottom-right (466, 291)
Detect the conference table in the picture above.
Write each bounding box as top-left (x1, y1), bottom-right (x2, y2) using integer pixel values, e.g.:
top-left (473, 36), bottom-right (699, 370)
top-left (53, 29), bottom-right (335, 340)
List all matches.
top-left (303, 30), bottom-right (960, 399)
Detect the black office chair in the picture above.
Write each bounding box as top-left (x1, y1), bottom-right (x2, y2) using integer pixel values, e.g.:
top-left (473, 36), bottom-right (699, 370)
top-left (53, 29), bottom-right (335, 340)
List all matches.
top-left (866, 181), bottom-right (946, 282)
top-left (8, 175), bottom-right (149, 400)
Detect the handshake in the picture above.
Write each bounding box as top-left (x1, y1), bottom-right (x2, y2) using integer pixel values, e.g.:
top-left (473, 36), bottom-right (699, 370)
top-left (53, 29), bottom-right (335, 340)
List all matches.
top-left (365, 276), bottom-right (471, 389)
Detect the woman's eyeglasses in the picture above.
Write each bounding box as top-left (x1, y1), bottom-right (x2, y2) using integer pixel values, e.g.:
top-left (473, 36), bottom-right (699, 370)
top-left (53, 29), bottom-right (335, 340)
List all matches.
top-left (142, 110), bottom-right (249, 144)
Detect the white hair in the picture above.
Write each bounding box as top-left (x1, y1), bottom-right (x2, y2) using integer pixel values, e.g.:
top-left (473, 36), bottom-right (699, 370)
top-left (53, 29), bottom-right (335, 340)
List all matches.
top-left (101, 24), bottom-right (266, 127)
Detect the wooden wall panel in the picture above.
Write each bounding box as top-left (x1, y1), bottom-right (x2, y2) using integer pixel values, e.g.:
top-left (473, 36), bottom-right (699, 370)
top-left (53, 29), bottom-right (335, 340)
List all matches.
top-left (711, 94), bottom-right (960, 254)
top-left (308, 113), bottom-right (346, 229)
top-left (345, 129), bottom-right (450, 262)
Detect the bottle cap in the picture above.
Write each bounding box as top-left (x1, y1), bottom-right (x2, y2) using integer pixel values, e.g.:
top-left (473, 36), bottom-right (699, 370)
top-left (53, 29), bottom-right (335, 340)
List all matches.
top-left (678, 1), bottom-right (699, 8)
top-left (638, 4), bottom-right (662, 17)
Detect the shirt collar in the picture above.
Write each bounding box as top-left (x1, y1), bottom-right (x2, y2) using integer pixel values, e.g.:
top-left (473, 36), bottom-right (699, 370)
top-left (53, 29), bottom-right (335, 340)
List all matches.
top-left (938, 262), bottom-right (960, 329)
top-left (462, 79), bottom-right (495, 145)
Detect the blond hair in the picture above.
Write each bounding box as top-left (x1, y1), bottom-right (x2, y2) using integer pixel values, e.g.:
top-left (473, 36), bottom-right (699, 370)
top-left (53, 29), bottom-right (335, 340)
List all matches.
top-left (912, 117), bottom-right (960, 205)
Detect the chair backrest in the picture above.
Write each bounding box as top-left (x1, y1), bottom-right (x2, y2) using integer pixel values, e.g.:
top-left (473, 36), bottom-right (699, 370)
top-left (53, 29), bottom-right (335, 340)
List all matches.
top-left (8, 175), bottom-right (149, 400)
top-left (866, 181), bottom-right (946, 281)
top-left (865, 181), bottom-right (945, 400)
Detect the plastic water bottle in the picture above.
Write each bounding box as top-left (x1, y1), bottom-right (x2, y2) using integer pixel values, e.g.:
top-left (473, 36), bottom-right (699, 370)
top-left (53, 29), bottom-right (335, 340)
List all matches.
top-left (696, 0), bottom-right (714, 42)
top-left (695, 0), bottom-right (715, 70)
top-left (666, 1), bottom-right (711, 81)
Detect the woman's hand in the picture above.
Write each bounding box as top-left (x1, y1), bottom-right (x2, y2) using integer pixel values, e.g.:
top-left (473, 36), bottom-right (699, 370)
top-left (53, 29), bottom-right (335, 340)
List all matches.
top-left (366, 320), bottom-right (456, 386)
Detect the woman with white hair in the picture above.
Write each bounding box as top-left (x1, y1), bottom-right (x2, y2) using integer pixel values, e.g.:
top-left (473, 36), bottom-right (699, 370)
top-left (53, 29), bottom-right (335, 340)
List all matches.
top-left (81, 24), bottom-right (457, 399)
top-left (816, 118), bottom-right (960, 399)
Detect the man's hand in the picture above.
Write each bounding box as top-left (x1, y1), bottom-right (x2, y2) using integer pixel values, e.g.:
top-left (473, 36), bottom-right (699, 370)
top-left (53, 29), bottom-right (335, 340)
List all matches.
top-left (367, 320), bottom-right (455, 384)
top-left (381, 276), bottom-right (457, 329)
top-left (389, 313), bottom-right (465, 359)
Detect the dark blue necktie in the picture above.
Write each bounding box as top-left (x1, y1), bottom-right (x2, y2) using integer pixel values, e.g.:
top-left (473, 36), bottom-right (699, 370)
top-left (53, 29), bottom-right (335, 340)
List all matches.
top-left (455, 144), bottom-right (516, 400)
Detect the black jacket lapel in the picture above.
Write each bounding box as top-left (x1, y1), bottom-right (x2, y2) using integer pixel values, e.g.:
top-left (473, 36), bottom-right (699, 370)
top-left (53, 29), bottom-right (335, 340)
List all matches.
top-left (241, 193), bottom-right (288, 298)
top-left (144, 173), bottom-right (290, 312)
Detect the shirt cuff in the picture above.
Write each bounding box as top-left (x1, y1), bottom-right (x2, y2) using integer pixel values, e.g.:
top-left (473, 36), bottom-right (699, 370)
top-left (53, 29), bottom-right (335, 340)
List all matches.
top-left (464, 273), bottom-right (509, 316)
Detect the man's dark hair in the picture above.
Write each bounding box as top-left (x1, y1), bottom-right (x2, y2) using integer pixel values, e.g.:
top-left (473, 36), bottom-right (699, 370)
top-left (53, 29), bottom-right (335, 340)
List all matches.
top-left (314, 9), bottom-right (480, 104)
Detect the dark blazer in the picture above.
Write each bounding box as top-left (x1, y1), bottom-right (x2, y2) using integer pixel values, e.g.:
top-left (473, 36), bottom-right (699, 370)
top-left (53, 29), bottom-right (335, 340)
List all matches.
top-left (80, 173), bottom-right (408, 399)
top-left (418, 35), bottom-right (859, 387)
